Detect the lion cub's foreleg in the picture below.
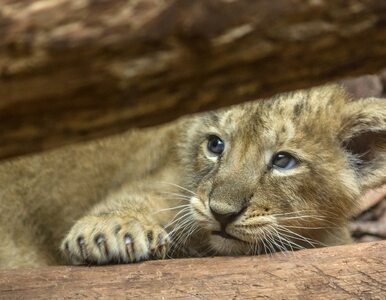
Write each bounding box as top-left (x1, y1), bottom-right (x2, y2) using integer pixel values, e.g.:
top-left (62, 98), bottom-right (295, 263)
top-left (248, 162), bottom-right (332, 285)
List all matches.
top-left (61, 188), bottom-right (177, 265)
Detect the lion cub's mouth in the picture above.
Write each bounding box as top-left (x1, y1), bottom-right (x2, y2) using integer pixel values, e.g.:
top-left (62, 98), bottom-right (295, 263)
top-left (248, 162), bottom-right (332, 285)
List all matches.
top-left (212, 230), bottom-right (244, 242)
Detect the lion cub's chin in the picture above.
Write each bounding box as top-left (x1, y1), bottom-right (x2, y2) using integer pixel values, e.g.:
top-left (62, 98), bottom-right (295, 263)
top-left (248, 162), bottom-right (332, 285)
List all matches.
top-left (209, 234), bottom-right (251, 256)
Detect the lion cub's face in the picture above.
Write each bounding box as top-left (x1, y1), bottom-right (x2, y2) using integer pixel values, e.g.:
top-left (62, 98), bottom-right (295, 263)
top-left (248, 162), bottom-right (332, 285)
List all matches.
top-left (178, 85), bottom-right (386, 255)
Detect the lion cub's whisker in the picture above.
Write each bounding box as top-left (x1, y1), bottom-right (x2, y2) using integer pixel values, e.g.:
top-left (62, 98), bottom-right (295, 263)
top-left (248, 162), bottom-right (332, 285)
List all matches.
top-left (283, 225), bottom-right (333, 230)
top-left (159, 191), bottom-right (192, 201)
top-left (276, 225), bottom-right (325, 247)
top-left (153, 204), bottom-right (191, 215)
top-left (158, 181), bottom-right (197, 196)
top-left (164, 208), bottom-right (191, 229)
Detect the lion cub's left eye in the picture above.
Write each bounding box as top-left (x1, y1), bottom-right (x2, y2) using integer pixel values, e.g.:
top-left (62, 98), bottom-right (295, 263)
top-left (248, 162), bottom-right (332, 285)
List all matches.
top-left (207, 135), bottom-right (225, 155)
top-left (271, 152), bottom-right (298, 170)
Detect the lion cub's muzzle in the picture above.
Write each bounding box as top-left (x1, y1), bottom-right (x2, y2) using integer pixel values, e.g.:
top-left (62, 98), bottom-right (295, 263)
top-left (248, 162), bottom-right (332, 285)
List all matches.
top-left (208, 181), bottom-right (252, 227)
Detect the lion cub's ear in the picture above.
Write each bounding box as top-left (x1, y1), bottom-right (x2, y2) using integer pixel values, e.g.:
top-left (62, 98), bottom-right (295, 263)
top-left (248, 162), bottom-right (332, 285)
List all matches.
top-left (339, 97), bottom-right (386, 192)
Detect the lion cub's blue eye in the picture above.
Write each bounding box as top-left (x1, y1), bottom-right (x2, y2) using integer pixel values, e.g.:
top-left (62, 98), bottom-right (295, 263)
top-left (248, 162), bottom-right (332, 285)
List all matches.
top-left (272, 152), bottom-right (298, 170)
top-left (207, 135), bottom-right (225, 155)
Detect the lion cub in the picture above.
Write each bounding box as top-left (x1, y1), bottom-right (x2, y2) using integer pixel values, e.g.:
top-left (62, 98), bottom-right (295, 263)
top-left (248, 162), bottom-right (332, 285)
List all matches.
top-left (0, 84), bottom-right (385, 268)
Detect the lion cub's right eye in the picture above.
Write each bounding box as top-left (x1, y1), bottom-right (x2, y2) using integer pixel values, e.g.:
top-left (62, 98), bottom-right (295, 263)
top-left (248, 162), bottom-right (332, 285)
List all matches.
top-left (207, 135), bottom-right (225, 156)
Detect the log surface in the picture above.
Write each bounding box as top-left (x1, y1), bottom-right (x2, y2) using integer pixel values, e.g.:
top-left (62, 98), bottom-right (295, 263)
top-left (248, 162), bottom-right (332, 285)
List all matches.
top-left (1, 241), bottom-right (385, 299)
top-left (1, 0), bottom-right (386, 159)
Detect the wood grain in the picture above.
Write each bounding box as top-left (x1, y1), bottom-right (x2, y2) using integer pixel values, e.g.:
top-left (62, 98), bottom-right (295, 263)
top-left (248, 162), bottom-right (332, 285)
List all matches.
top-left (1, 0), bottom-right (386, 159)
top-left (1, 241), bottom-right (385, 299)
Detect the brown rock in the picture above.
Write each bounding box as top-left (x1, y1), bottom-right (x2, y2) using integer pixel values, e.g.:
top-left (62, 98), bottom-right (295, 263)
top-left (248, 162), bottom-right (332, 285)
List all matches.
top-left (380, 70), bottom-right (386, 92)
top-left (356, 235), bottom-right (382, 243)
top-left (2, 0), bottom-right (386, 160)
top-left (340, 74), bottom-right (383, 99)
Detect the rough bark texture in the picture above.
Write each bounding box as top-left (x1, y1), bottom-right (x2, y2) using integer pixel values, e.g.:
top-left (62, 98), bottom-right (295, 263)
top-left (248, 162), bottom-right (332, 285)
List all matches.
top-left (1, 0), bottom-right (386, 159)
top-left (1, 241), bottom-right (385, 299)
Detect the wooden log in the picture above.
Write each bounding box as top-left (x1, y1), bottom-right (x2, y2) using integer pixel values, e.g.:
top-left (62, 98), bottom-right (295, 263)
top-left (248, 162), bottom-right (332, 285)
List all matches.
top-left (1, 0), bottom-right (386, 159)
top-left (1, 241), bottom-right (385, 299)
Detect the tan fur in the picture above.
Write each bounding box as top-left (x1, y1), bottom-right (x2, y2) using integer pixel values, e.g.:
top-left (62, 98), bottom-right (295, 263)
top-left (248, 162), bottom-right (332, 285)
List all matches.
top-left (0, 84), bottom-right (385, 268)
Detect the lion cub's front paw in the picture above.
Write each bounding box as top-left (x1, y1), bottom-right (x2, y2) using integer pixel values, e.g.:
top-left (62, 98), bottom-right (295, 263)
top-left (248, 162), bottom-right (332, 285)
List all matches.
top-left (61, 215), bottom-right (170, 265)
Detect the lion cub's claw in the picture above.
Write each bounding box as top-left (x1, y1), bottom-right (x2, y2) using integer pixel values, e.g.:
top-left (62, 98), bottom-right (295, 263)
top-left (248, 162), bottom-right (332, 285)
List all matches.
top-left (61, 216), bottom-right (170, 265)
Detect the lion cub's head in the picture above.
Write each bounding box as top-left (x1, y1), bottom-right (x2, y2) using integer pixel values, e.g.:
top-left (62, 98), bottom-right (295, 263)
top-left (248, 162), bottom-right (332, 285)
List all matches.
top-left (177, 84), bottom-right (386, 255)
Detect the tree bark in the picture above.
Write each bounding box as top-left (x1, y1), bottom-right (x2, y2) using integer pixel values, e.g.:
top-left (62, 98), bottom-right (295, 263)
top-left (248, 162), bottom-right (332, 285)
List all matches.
top-left (1, 0), bottom-right (386, 159)
top-left (1, 241), bottom-right (385, 299)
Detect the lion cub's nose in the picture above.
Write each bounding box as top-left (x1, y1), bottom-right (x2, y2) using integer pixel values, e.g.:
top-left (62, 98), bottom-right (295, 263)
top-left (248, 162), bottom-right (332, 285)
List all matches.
top-left (210, 205), bottom-right (246, 226)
